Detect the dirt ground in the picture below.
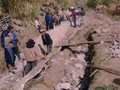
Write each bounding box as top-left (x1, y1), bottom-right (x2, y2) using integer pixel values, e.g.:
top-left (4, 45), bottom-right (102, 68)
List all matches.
top-left (87, 11), bottom-right (120, 89)
top-left (0, 9), bottom-right (120, 90)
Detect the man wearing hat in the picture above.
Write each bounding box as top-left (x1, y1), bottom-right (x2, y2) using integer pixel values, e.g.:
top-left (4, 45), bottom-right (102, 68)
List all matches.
top-left (23, 39), bottom-right (45, 75)
top-left (8, 26), bottom-right (21, 60)
top-left (41, 29), bottom-right (53, 55)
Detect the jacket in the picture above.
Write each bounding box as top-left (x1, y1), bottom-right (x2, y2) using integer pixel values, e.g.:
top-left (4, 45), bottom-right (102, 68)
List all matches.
top-left (24, 46), bottom-right (44, 62)
top-left (41, 33), bottom-right (53, 45)
top-left (45, 15), bottom-right (51, 23)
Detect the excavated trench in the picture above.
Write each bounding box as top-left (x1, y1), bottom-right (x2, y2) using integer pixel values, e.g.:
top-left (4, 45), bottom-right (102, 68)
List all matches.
top-left (80, 32), bottom-right (96, 90)
top-left (24, 30), bottom-right (97, 90)
top-left (60, 31), bottom-right (96, 90)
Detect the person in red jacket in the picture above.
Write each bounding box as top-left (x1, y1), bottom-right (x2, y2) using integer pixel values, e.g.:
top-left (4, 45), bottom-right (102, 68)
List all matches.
top-left (72, 9), bottom-right (77, 27)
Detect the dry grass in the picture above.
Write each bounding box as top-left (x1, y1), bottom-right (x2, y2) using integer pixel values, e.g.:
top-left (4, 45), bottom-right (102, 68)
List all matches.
top-left (1, 0), bottom-right (44, 18)
top-left (0, 59), bottom-right (6, 73)
top-left (0, 0), bottom-right (82, 19)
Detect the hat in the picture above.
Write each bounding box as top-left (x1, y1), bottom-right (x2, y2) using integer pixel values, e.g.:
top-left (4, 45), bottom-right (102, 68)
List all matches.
top-left (7, 26), bottom-right (14, 31)
top-left (40, 29), bottom-right (45, 33)
top-left (26, 39), bottom-right (35, 48)
top-left (70, 6), bottom-right (75, 9)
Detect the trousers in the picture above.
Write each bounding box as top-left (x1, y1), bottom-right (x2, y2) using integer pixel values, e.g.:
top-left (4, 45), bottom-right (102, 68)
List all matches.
top-left (24, 60), bottom-right (37, 75)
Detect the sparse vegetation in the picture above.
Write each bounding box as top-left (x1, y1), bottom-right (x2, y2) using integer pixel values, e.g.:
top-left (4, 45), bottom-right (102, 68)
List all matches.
top-left (95, 84), bottom-right (119, 90)
top-left (87, 0), bottom-right (118, 8)
top-left (0, 0), bottom-right (86, 19)
top-left (87, 0), bottom-right (99, 8)
top-left (0, 59), bottom-right (6, 73)
top-left (0, 0), bottom-right (42, 19)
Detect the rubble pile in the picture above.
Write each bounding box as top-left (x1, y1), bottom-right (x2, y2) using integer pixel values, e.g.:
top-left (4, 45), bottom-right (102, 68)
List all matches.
top-left (108, 40), bottom-right (120, 58)
top-left (55, 46), bottom-right (87, 90)
top-left (12, 19), bottom-right (25, 33)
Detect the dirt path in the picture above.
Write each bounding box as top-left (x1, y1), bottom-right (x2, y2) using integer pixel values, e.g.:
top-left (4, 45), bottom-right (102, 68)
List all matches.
top-left (0, 9), bottom-right (118, 90)
top-left (0, 10), bottom-right (91, 90)
top-left (0, 17), bottom-right (81, 90)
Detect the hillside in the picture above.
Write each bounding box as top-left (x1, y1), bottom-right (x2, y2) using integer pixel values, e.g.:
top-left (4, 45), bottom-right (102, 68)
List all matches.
top-left (0, 0), bottom-right (120, 90)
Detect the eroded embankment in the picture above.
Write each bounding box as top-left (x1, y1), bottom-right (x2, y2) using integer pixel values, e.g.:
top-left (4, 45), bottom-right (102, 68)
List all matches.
top-left (76, 30), bottom-right (96, 90)
top-left (23, 27), bottom-right (98, 90)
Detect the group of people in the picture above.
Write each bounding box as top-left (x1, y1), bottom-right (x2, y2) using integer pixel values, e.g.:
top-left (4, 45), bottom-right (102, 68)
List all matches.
top-left (1, 5), bottom-right (85, 75)
top-left (1, 25), bottom-right (53, 75)
top-left (1, 26), bottom-right (20, 74)
top-left (69, 6), bottom-right (86, 28)
top-left (35, 6), bottom-right (86, 33)
top-left (23, 29), bottom-right (53, 75)
top-left (35, 11), bottom-right (66, 33)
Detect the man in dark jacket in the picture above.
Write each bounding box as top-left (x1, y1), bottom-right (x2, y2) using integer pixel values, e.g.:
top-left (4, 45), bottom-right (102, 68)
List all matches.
top-left (45, 12), bottom-right (51, 31)
top-left (41, 29), bottom-right (53, 55)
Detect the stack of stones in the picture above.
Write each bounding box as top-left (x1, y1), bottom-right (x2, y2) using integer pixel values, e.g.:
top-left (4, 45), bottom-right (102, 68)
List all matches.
top-left (55, 46), bottom-right (87, 90)
top-left (109, 40), bottom-right (120, 58)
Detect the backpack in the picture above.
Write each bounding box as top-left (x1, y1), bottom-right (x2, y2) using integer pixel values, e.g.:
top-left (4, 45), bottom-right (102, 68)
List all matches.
top-left (81, 11), bottom-right (85, 16)
top-left (1, 29), bottom-right (9, 48)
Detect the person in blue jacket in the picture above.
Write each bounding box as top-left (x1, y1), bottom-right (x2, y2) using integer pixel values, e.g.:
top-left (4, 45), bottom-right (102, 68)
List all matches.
top-left (1, 29), bottom-right (9, 48)
top-left (45, 12), bottom-right (51, 31)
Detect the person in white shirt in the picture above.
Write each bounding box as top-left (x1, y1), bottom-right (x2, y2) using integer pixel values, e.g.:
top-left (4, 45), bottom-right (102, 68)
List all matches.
top-left (34, 17), bottom-right (41, 33)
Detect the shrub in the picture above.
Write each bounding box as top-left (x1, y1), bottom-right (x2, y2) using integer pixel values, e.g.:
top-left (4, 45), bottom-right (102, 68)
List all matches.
top-left (27, 10), bottom-right (36, 21)
top-left (87, 0), bottom-right (117, 8)
top-left (63, 0), bottom-right (69, 8)
top-left (102, 0), bottom-right (112, 6)
top-left (95, 84), bottom-right (119, 90)
top-left (87, 0), bottom-right (100, 8)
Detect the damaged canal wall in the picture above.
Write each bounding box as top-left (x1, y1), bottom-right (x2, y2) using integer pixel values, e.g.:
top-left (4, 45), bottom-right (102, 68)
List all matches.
top-left (24, 27), bottom-right (109, 90)
top-left (89, 25), bottom-right (120, 90)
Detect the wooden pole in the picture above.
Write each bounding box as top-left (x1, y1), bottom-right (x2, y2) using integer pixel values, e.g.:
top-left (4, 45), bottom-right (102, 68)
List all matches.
top-left (55, 40), bottom-right (113, 47)
top-left (12, 47), bottom-right (61, 90)
top-left (87, 65), bottom-right (120, 76)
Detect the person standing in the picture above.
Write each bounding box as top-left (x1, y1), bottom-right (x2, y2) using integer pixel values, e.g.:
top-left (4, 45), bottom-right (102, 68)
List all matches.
top-left (41, 29), bottom-right (53, 55)
top-left (34, 17), bottom-right (41, 33)
top-left (72, 9), bottom-right (77, 27)
top-left (77, 7), bottom-right (81, 16)
top-left (49, 13), bottom-right (54, 29)
top-left (45, 12), bottom-right (51, 31)
top-left (8, 26), bottom-right (21, 60)
top-left (80, 7), bottom-right (85, 27)
top-left (4, 31), bottom-right (15, 74)
top-left (23, 39), bottom-right (45, 75)
top-left (1, 29), bottom-right (9, 48)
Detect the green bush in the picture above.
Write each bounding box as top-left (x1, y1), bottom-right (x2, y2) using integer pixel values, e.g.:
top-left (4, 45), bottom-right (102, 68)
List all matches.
top-left (95, 84), bottom-right (119, 90)
top-left (63, 0), bottom-right (69, 8)
top-left (87, 0), bottom-right (117, 8)
top-left (102, 0), bottom-right (112, 6)
top-left (87, 0), bottom-right (100, 8)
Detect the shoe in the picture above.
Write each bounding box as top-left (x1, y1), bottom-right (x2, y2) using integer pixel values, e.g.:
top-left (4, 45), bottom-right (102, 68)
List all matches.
top-left (9, 69), bottom-right (15, 74)
top-left (13, 67), bottom-right (17, 70)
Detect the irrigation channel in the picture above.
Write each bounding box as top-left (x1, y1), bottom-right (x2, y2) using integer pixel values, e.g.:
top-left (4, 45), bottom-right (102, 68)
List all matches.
top-left (23, 31), bottom-right (97, 90)
top-left (60, 31), bottom-right (97, 90)
top-left (80, 32), bottom-right (96, 90)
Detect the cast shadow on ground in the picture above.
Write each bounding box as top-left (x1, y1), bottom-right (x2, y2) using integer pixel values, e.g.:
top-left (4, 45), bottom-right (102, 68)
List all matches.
top-left (113, 78), bottom-right (120, 86)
